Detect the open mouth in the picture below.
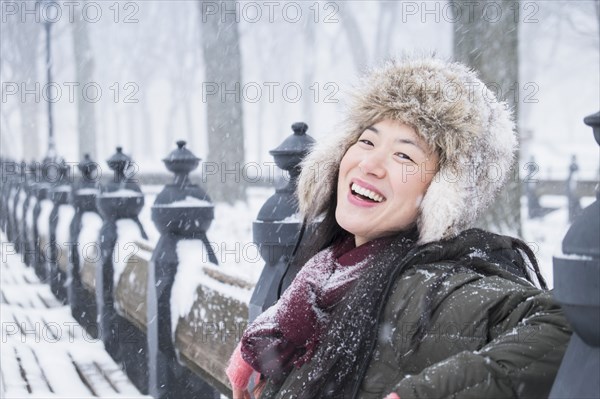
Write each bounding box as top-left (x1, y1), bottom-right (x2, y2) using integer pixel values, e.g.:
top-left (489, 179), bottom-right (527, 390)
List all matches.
top-left (350, 183), bottom-right (385, 203)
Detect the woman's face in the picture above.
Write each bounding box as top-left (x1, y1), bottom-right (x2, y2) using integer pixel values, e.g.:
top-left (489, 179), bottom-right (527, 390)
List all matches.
top-left (336, 119), bottom-right (439, 247)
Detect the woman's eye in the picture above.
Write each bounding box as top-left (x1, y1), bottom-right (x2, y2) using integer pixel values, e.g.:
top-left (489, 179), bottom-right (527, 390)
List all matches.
top-left (358, 139), bottom-right (374, 146)
top-left (395, 152), bottom-right (415, 163)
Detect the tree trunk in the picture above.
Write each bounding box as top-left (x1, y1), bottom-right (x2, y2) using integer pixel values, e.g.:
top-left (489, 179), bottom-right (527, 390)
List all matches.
top-left (338, 3), bottom-right (368, 72)
top-left (72, 0), bottom-right (97, 161)
top-left (374, 2), bottom-right (397, 61)
top-left (199, 0), bottom-right (246, 204)
top-left (164, 91), bottom-right (179, 151)
top-left (4, 17), bottom-right (42, 160)
top-left (302, 4), bottom-right (316, 131)
top-left (452, 0), bottom-right (521, 236)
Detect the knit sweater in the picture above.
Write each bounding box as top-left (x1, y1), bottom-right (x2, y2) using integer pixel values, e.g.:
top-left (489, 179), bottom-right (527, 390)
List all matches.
top-left (226, 236), bottom-right (389, 390)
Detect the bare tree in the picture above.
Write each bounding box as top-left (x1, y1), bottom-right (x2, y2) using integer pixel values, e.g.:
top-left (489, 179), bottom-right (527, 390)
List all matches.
top-left (302, 4), bottom-right (317, 131)
top-left (71, 0), bottom-right (97, 160)
top-left (162, 4), bottom-right (202, 152)
top-left (100, 1), bottom-right (165, 162)
top-left (452, 0), bottom-right (521, 236)
top-left (337, 2), bottom-right (398, 72)
top-left (242, 19), bottom-right (281, 164)
top-left (199, 0), bottom-right (246, 203)
top-left (374, 2), bottom-right (399, 61)
top-left (337, 3), bottom-right (369, 72)
top-left (0, 15), bottom-right (42, 160)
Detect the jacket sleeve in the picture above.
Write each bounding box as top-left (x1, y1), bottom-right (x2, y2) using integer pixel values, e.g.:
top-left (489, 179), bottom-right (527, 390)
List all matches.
top-left (241, 251), bottom-right (331, 379)
top-left (391, 286), bottom-right (571, 399)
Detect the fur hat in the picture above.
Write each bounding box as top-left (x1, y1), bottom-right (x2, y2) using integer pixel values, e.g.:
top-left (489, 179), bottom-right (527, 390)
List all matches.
top-left (297, 57), bottom-right (516, 244)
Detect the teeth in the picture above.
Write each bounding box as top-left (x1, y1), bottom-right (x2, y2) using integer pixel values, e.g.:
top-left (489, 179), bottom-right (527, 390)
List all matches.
top-left (351, 183), bottom-right (384, 202)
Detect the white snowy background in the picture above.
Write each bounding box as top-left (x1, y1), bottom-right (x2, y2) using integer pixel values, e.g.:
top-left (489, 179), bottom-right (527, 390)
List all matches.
top-left (1, 0), bottom-right (599, 397)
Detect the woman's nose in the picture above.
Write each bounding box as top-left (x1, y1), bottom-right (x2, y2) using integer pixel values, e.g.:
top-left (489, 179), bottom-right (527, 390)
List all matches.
top-left (358, 152), bottom-right (386, 178)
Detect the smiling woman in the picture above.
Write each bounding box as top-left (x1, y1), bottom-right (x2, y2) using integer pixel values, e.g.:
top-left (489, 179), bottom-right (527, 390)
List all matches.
top-left (336, 120), bottom-right (439, 247)
top-left (225, 57), bottom-right (571, 399)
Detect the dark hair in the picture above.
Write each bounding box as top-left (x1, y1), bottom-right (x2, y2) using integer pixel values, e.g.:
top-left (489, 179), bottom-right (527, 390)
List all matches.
top-left (290, 170), bottom-right (350, 270)
top-left (277, 169), bottom-right (351, 299)
top-left (512, 237), bottom-right (548, 289)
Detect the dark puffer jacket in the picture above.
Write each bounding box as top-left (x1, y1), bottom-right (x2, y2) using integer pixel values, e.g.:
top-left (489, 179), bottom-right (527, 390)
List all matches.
top-left (264, 229), bottom-right (571, 399)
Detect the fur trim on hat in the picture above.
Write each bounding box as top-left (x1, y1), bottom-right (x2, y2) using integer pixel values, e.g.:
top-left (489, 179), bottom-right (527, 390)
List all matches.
top-left (297, 57), bottom-right (516, 244)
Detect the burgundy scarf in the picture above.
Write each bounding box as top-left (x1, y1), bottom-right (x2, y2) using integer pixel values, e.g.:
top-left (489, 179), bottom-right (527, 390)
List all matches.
top-left (240, 236), bottom-right (392, 381)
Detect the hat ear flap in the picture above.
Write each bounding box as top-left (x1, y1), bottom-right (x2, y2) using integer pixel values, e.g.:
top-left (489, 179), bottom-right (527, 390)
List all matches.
top-left (417, 163), bottom-right (472, 244)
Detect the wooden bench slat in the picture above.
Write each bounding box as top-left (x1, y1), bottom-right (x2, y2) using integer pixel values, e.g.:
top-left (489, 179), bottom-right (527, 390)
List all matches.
top-left (176, 280), bottom-right (249, 392)
top-left (16, 345), bottom-right (53, 394)
top-left (37, 289), bottom-right (62, 308)
top-left (114, 254), bottom-right (148, 331)
top-left (2, 305), bottom-right (100, 345)
top-left (9, 311), bottom-right (35, 343)
top-left (80, 259), bottom-right (98, 293)
top-left (97, 360), bottom-right (143, 396)
top-left (73, 359), bottom-right (140, 397)
top-left (69, 345), bottom-right (148, 397)
top-left (33, 346), bottom-right (94, 397)
top-left (22, 314), bottom-right (38, 341)
top-left (2, 286), bottom-right (32, 307)
top-left (1, 261), bottom-right (37, 286)
top-left (0, 345), bottom-right (31, 396)
top-left (73, 359), bottom-right (119, 396)
top-left (1, 285), bottom-right (62, 308)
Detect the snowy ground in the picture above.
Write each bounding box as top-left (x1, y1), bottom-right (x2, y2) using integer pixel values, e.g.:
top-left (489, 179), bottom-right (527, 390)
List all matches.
top-left (0, 232), bottom-right (149, 398)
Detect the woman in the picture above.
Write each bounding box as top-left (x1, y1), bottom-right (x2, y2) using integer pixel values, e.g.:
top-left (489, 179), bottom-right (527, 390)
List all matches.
top-left (226, 57), bottom-right (571, 398)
